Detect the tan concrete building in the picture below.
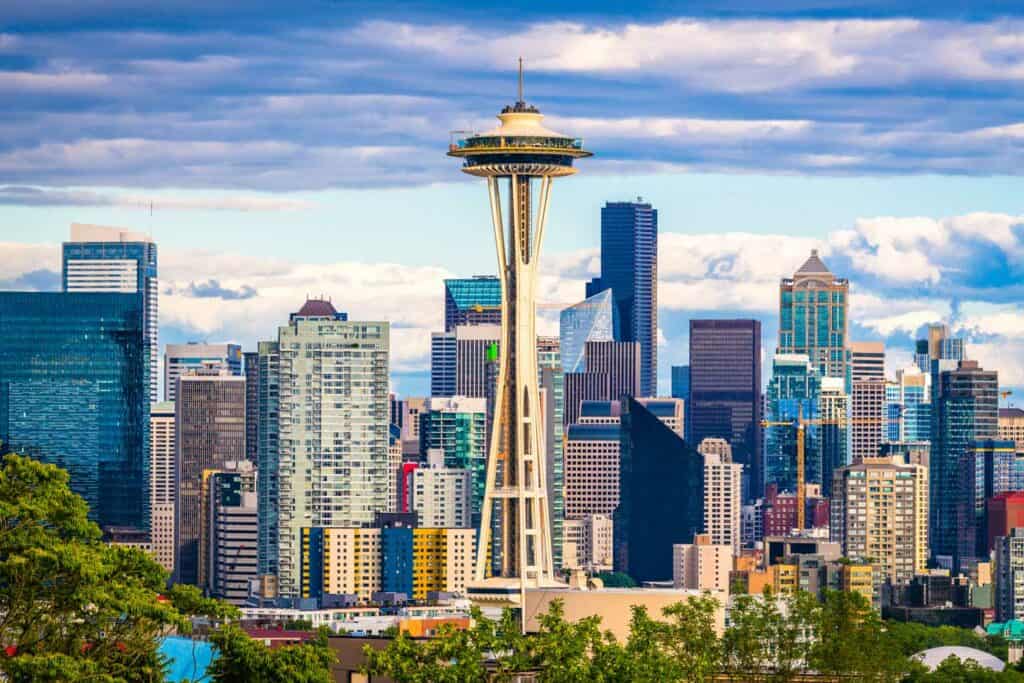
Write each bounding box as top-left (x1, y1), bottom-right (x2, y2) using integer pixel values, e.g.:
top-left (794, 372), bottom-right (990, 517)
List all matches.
top-left (564, 423), bottom-right (621, 519)
top-left (672, 534), bottom-right (732, 594)
top-left (831, 455), bottom-right (929, 588)
top-left (524, 587), bottom-right (726, 643)
top-left (321, 528), bottom-right (383, 602)
top-left (851, 341), bottom-right (886, 464)
top-left (563, 514), bottom-right (614, 572)
top-left (1000, 408), bottom-right (1024, 451)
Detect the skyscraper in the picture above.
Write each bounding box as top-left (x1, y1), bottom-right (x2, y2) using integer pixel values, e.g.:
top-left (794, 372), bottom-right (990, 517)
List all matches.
top-left (994, 528), bottom-right (1024, 622)
top-left (256, 340), bottom-right (280, 577)
top-left (850, 341), bottom-right (886, 463)
top-left (960, 439), bottom-right (1022, 566)
top-left (559, 289), bottom-right (616, 374)
top-left (62, 223), bottom-right (158, 404)
top-left (764, 354), bottom-right (821, 493)
top-left (587, 200), bottom-right (658, 396)
top-left (411, 454), bottom-right (472, 529)
top-left (429, 332), bottom-right (457, 397)
top-left (886, 366), bottom-right (931, 443)
top-left (455, 325), bottom-right (501, 398)
top-left (563, 372), bottom-right (611, 426)
top-left (174, 373), bottom-right (246, 586)
top-left (0, 291), bottom-right (149, 529)
top-left (688, 319), bottom-right (762, 499)
top-left (243, 351), bottom-right (259, 463)
top-left (932, 360), bottom-right (999, 565)
top-left (615, 397), bottom-right (704, 583)
top-left (419, 396), bottom-right (487, 526)
top-left (444, 276), bottom-right (502, 332)
top-left (150, 401), bottom-right (176, 572)
top-left (164, 342), bottom-right (242, 402)
top-left (699, 440), bottom-right (742, 555)
top-left (818, 377), bottom-right (850, 497)
top-left (585, 340), bottom-right (641, 401)
top-left (447, 77), bottom-right (591, 593)
top-left (564, 422), bottom-right (622, 520)
top-left (258, 299), bottom-right (390, 596)
top-left (537, 337), bottom-right (565, 569)
top-left (1000, 408), bottom-right (1024, 451)
top-left (778, 249), bottom-right (849, 381)
top-left (671, 365), bottom-right (690, 401)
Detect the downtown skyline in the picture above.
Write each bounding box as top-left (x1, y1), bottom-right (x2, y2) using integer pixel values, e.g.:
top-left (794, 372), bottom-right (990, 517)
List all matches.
top-left (2, 1), bottom-right (1024, 399)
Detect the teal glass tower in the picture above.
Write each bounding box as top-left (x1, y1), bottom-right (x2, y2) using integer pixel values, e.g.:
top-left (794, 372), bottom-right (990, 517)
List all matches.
top-left (559, 289), bottom-right (617, 374)
top-left (444, 276), bottom-right (502, 332)
top-left (778, 250), bottom-right (849, 382)
top-left (0, 291), bottom-right (149, 529)
top-left (764, 354), bottom-right (822, 493)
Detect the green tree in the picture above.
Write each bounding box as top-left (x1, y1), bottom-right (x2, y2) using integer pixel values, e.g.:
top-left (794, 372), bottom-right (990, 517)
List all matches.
top-left (808, 590), bottom-right (909, 681)
top-left (593, 571), bottom-right (636, 588)
top-left (721, 588), bottom-right (812, 682)
top-left (0, 453), bottom-right (234, 683)
top-left (905, 655), bottom-right (1024, 682)
top-left (207, 625), bottom-right (336, 683)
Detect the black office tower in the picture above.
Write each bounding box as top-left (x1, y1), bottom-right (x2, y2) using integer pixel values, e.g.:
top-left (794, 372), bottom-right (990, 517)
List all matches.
top-left (614, 397), bottom-right (703, 583)
top-left (587, 200), bottom-right (657, 396)
top-left (688, 319), bottom-right (762, 500)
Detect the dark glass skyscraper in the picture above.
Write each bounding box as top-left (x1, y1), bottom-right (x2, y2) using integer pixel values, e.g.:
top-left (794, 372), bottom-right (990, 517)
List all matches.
top-left (0, 292), bottom-right (149, 529)
top-left (614, 397), bottom-right (703, 583)
top-left (932, 360), bottom-right (998, 566)
top-left (587, 200), bottom-right (657, 396)
top-left (671, 365), bottom-right (690, 400)
top-left (688, 319), bottom-right (762, 499)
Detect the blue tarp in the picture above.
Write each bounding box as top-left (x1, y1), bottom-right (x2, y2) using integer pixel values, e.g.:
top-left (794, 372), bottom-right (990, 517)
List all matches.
top-left (159, 636), bottom-right (216, 682)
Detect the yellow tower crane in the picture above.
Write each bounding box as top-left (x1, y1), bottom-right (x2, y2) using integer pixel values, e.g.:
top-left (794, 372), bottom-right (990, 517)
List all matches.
top-left (762, 407), bottom-right (896, 530)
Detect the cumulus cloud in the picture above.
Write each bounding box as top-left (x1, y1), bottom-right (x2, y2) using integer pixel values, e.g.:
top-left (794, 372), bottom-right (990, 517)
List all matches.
top-left (0, 185), bottom-right (313, 211)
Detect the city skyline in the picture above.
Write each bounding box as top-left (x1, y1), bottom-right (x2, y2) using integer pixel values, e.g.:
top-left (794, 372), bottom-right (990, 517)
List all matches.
top-left (1, 3), bottom-right (1023, 400)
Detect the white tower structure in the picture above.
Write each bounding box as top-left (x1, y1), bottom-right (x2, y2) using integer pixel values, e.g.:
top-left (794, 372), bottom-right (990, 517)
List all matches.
top-left (448, 63), bottom-right (591, 600)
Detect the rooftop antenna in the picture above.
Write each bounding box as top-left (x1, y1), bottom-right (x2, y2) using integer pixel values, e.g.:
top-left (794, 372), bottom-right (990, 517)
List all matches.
top-left (518, 57), bottom-right (524, 104)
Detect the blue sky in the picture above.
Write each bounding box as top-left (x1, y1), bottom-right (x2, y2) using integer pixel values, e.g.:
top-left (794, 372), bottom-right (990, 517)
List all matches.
top-left (2, 1), bottom-right (1024, 399)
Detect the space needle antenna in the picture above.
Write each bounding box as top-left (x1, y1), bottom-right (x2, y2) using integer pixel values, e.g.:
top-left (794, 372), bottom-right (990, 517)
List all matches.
top-left (518, 57), bottom-right (524, 104)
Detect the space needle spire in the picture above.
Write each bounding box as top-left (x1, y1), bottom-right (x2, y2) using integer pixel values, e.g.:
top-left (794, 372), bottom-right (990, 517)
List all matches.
top-left (448, 62), bottom-right (592, 606)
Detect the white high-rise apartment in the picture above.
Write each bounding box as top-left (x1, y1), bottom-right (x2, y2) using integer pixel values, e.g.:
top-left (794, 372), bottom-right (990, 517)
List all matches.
top-left (164, 342), bottom-right (242, 402)
top-left (1000, 408), bottom-right (1024, 451)
top-left (63, 223), bottom-right (158, 404)
top-left (562, 514), bottom-right (613, 572)
top-left (411, 450), bottom-right (472, 528)
top-left (150, 401), bottom-right (175, 572)
top-left (995, 528), bottom-right (1024, 622)
top-left (851, 341), bottom-right (886, 463)
top-left (700, 439), bottom-right (742, 555)
top-left (259, 299), bottom-right (390, 597)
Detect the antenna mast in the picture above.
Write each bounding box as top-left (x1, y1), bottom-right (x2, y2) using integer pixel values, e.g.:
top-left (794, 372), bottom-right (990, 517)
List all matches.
top-left (518, 57), bottom-right (524, 103)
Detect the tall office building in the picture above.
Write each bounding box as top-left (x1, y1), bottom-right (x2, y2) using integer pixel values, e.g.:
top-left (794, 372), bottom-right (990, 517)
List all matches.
top-left (586, 340), bottom-right (641, 400)
top-left (538, 338), bottom-right (565, 568)
top-left (564, 422), bottom-right (621, 520)
top-left (916, 323), bottom-right (965, 374)
top-left (587, 200), bottom-right (658, 396)
top-left (411, 453), bottom-right (472, 529)
top-left (764, 354), bottom-right (821, 493)
top-left (819, 377), bottom-right (850, 497)
top-left (995, 528), bottom-right (1024, 622)
top-left (960, 439), bottom-right (1022, 565)
top-left (243, 351), bottom-right (259, 463)
top-left (563, 372), bottom-right (611, 426)
top-left (150, 401), bottom-right (176, 572)
top-left (444, 276), bottom-right (501, 332)
top-left (174, 373), bottom-right (246, 586)
top-left (932, 360), bottom-right (998, 565)
top-left (62, 223), bottom-right (158, 404)
top-left (257, 299), bottom-right (390, 596)
top-left (430, 332), bottom-right (457, 397)
top-left (206, 461), bottom-right (258, 605)
top-left (850, 341), bottom-right (886, 463)
top-left (700, 440), bottom-right (742, 555)
top-left (1000, 409), bottom-right (1024, 451)
top-left (778, 249), bottom-right (849, 381)
top-left (886, 367), bottom-right (931, 443)
top-left (671, 365), bottom-right (690, 401)
top-left (419, 396), bottom-right (487, 526)
top-left (831, 455), bottom-right (929, 589)
top-left (0, 291), bottom-right (149, 529)
top-left (559, 290), bottom-right (616, 374)
top-left (164, 342), bottom-right (242, 402)
top-left (615, 397), bottom-right (704, 583)
top-left (688, 319), bottom-right (762, 499)
top-left (454, 325), bottom-right (501, 397)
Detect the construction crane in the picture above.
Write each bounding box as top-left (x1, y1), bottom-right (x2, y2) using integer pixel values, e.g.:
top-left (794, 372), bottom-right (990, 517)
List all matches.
top-left (762, 407), bottom-right (896, 530)
top-left (1002, 390), bottom-right (1014, 407)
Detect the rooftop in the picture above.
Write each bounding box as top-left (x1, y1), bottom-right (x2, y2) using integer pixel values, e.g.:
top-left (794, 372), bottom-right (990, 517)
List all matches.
top-left (295, 298), bottom-right (338, 317)
top-left (795, 249), bottom-right (832, 275)
top-left (1001, 408), bottom-right (1024, 419)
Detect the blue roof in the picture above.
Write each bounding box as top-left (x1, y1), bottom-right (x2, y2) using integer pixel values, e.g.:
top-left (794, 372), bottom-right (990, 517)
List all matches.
top-left (444, 277), bottom-right (501, 310)
top-left (579, 400), bottom-right (619, 418)
top-left (641, 400), bottom-right (679, 417)
top-left (161, 636), bottom-right (216, 682)
top-left (567, 423), bottom-right (621, 441)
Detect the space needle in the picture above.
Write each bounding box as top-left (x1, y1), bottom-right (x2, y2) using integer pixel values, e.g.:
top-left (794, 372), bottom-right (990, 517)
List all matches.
top-left (448, 61), bottom-right (591, 605)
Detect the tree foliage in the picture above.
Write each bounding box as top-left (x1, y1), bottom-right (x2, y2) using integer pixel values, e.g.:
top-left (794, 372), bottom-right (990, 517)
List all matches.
top-left (207, 625), bottom-right (336, 683)
top-left (0, 453), bottom-right (234, 682)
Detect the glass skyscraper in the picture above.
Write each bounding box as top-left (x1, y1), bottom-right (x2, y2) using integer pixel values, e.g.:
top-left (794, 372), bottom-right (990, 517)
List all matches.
top-left (671, 365), bottom-right (690, 400)
top-left (419, 396), bottom-right (487, 527)
top-left (443, 276), bottom-right (501, 332)
top-left (778, 250), bottom-right (849, 382)
top-left (538, 337), bottom-right (565, 568)
top-left (764, 354), bottom-right (822, 494)
top-left (687, 319), bottom-right (762, 499)
top-left (559, 289), bottom-right (616, 374)
top-left (586, 200), bottom-right (658, 396)
top-left (0, 292), bottom-right (149, 529)
top-left (62, 223), bottom-right (158, 404)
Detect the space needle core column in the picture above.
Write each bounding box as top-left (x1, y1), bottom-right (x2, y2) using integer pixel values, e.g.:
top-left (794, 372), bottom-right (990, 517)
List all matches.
top-left (448, 65), bottom-right (591, 596)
